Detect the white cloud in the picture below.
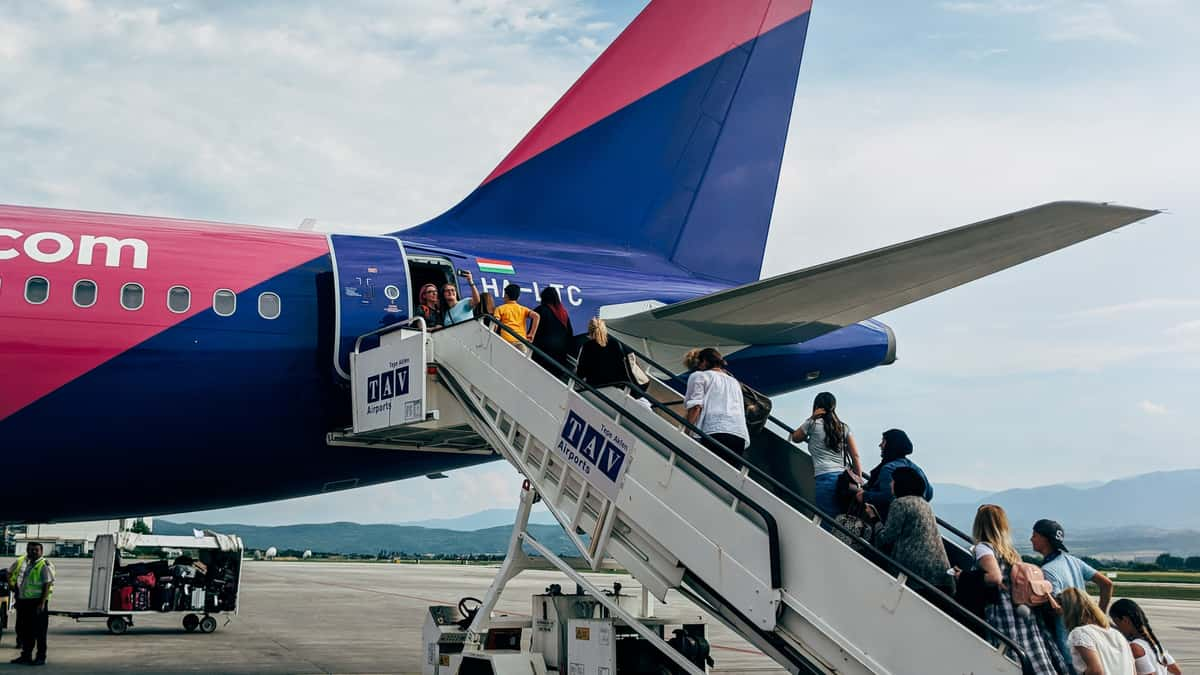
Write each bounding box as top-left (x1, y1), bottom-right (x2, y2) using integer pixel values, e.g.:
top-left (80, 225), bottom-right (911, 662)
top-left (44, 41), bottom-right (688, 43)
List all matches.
top-left (1168, 319), bottom-right (1200, 335)
top-left (1045, 3), bottom-right (1139, 43)
top-left (1138, 400), bottom-right (1168, 415)
top-left (940, 1), bottom-right (1049, 13)
top-left (1069, 299), bottom-right (1200, 320)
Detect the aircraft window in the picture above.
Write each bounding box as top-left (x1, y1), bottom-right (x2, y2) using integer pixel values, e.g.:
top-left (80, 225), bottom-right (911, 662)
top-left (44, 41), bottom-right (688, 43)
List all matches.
top-left (25, 276), bottom-right (49, 304)
top-left (73, 280), bottom-right (97, 308)
top-left (167, 286), bottom-right (191, 313)
top-left (213, 289), bottom-right (236, 317)
top-left (258, 292), bottom-right (280, 320)
top-left (120, 283), bottom-right (144, 310)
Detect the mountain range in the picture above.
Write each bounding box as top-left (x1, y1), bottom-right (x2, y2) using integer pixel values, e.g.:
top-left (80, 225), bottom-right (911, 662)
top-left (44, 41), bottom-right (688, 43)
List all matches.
top-left (934, 469), bottom-right (1200, 536)
top-left (154, 520), bottom-right (576, 556)
top-left (158, 469), bottom-right (1200, 558)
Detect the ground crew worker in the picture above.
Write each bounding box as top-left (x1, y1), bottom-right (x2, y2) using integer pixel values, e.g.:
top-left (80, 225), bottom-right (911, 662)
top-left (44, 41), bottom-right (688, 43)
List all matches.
top-left (8, 543), bottom-right (53, 666)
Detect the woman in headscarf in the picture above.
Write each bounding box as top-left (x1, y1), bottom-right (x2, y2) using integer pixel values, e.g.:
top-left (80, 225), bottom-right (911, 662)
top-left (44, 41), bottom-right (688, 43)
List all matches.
top-left (855, 428), bottom-right (932, 522)
top-left (531, 286), bottom-right (575, 378)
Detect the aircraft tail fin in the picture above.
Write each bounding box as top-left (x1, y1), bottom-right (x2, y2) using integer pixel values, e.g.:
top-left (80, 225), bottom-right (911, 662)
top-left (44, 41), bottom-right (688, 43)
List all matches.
top-left (405, 0), bottom-right (813, 285)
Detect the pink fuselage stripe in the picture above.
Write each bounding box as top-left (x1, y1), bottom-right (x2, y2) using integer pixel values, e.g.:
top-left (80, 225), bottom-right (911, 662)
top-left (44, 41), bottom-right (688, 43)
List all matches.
top-left (0, 204), bottom-right (329, 421)
top-left (482, 0), bottom-right (812, 185)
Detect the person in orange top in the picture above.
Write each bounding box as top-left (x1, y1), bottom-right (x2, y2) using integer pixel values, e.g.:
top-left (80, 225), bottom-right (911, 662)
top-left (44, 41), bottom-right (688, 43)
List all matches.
top-left (494, 283), bottom-right (539, 347)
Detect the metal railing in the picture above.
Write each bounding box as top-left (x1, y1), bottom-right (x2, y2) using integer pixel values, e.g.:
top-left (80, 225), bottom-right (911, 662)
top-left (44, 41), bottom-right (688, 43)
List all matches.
top-left (451, 316), bottom-right (784, 590)
top-left (613, 340), bottom-right (1033, 673)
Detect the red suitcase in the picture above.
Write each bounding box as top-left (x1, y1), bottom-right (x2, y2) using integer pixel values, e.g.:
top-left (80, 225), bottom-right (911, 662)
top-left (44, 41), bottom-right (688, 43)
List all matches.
top-left (111, 585), bottom-right (133, 611)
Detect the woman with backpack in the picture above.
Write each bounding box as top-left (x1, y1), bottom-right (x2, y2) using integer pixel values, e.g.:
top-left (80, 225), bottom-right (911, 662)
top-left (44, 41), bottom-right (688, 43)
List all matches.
top-left (1109, 599), bottom-right (1182, 675)
top-left (791, 392), bottom-right (861, 517)
top-left (1060, 589), bottom-right (1135, 675)
top-left (963, 504), bottom-right (1068, 674)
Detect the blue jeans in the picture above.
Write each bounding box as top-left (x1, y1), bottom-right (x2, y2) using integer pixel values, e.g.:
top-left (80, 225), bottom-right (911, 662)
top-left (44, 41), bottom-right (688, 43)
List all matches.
top-left (814, 471), bottom-right (841, 517)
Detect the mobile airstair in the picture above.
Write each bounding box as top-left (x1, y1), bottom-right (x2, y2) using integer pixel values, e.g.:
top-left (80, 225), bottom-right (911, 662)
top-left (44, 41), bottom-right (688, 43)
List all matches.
top-left (332, 319), bottom-right (1030, 675)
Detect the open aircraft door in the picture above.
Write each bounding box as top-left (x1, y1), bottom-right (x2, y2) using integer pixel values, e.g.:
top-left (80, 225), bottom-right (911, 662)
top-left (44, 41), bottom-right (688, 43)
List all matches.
top-left (328, 234), bottom-right (411, 379)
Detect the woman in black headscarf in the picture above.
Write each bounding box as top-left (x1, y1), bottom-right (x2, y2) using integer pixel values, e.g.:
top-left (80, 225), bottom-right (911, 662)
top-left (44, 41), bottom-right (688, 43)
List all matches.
top-left (855, 428), bottom-right (933, 522)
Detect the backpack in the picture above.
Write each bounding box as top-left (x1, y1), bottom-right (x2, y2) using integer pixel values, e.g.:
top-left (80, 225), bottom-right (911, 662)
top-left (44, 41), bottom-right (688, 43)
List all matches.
top-left (1009, 561), bottom-right (1054, 606)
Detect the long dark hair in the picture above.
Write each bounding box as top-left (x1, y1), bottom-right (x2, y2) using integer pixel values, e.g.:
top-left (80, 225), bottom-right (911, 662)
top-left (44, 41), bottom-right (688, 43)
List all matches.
top-left (1110, 598), bottom-right (1168, 665)
top-left (812, 392), bottom-right (845, 453)
top-left (540, 286), bottom-right (569, 327)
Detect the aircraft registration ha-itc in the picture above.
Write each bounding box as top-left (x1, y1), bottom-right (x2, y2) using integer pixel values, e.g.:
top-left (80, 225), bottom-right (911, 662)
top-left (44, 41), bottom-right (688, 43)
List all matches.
top-left (0, 0), bottom-right (1156, 523)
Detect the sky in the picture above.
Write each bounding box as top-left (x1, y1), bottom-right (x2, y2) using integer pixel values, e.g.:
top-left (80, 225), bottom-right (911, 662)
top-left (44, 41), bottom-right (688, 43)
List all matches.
top-left (3, 1), bottom-right (1198, 525)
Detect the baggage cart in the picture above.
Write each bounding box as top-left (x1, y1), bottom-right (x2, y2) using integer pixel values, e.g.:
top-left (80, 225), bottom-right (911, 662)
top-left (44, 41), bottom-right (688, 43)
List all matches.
top-left (49, 532), bottom-right (243, 635)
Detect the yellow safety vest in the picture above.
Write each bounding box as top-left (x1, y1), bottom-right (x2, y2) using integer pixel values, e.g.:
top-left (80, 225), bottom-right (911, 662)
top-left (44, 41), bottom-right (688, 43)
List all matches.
top-left (10, 556), bottom-right (53, 600)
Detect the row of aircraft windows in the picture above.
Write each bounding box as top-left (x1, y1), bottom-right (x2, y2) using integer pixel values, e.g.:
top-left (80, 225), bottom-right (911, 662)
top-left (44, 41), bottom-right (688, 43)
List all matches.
top-left (13, 276), bottom-right (281, 319)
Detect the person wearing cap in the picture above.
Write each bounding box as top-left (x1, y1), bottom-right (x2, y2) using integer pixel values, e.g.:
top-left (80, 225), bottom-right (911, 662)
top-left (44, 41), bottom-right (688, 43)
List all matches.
top-left (1033, 518), bottom-right (1114, 674)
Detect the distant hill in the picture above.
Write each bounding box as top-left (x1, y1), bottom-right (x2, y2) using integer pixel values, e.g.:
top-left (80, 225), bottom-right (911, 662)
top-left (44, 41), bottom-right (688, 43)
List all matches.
top-left (936, 483), bottom-right (994, 504)
top-left (936, 469), bottom-right (1200, 555)
top-left (396, 508), bottom-right (557, 531)
top-left (155, 520), bottom-right (575, 556)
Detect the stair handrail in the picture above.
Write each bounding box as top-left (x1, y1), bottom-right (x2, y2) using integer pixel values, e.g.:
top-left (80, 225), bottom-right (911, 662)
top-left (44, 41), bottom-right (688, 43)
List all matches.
top-left (615, 340), bottom-right (1033, 673)
top-left (461, 316), bottom-right (784, 591)
top-left (352, 316), bottom-right (428, 355)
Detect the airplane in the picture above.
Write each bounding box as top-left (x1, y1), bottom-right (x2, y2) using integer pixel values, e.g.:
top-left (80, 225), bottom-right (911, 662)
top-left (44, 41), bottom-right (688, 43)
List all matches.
top-left (0, 0), bottom-right (1157, 523)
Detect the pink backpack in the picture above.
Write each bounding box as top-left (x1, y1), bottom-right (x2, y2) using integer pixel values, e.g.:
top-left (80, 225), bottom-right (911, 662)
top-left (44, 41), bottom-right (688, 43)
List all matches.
top-left (1009, 562), bottom-right (1054, 606)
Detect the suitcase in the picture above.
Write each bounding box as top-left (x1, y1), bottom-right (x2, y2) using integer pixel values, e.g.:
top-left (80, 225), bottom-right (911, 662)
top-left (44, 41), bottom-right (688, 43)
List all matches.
top-left (190, 589), bottom-right (205, 611)
top-left (111, 586), bottom-right (134, 611)
top-left (134, 572), bottom-right (156, 588)
top-left (154, 581), bottom-right (176, 612)
top-left (132, 587), bottom-right (150, 611)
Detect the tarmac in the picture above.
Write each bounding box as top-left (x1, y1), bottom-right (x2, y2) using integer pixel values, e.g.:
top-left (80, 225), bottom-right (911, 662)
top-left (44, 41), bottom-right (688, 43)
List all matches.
top-left (4, 558), bottom-right (1197, 674)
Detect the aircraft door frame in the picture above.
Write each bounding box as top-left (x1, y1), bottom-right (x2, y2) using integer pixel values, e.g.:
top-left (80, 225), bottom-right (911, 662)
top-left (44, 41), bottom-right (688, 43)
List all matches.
top-left (327, 234), bottom-right (412, 379)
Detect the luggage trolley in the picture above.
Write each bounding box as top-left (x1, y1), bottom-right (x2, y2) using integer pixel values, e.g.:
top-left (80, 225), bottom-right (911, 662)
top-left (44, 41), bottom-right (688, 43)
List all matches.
top-left (50, 532), bottom-right (243, 635)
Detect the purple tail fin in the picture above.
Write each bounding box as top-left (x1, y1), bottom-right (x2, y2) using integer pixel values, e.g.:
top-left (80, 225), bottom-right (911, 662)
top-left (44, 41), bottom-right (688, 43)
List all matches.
top-left (405, 0), bottom-right (813, 285)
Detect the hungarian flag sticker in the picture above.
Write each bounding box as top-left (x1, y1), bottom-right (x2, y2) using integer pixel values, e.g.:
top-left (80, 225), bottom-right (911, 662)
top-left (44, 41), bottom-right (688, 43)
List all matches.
top-left (476, 257), bottom-right (515, 275)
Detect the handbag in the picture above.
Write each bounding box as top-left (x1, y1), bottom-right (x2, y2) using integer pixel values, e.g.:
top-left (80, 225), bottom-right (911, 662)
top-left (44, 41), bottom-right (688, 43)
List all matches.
top-left (740, 383), bottom-right (772, 434)
top-left (626, 353), bottom-right (651, 386)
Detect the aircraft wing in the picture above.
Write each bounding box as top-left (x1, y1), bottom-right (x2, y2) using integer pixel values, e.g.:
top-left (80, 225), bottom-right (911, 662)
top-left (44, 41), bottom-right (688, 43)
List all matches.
top-left (609, 201), bottom-right (1159, 346)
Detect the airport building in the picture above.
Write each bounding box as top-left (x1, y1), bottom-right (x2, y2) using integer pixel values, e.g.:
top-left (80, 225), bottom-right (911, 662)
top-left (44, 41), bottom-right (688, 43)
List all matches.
top-left (13, 518), bottom-right (153, 557)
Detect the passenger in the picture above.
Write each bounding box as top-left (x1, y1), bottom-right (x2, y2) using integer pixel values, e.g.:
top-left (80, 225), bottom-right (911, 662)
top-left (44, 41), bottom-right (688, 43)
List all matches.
top-left (832, 500), bottom-right (879, 554)
top-left (439, 271), bottom-right (481, 327)
top-left (473, 291), bottom-right (496, 321)
top-left (855, 429), bottom-right (932, 522)
top-left (1032, 518), bottom-right (1116, 674)
top-left (493, 283), bottom-right (539, 348)
top-left (964, 504), bottom-right (1068, 674)
top-left (1060, 588), bottom-right (1135, 675)
top-left (531, 287), bottom-right (575, 378)
top-left (575, 318), bottom-right (636, 390)
top-left (1109, 599), bottom-right (1182, 675)
top-left (416, 283), bottom-right (443, 326)
top-left (873, 466), bottom-right (955, 597)
top-left (683, 347), bottom-right (750, 460)
top-left (790, 392), bottom-right (862, 517)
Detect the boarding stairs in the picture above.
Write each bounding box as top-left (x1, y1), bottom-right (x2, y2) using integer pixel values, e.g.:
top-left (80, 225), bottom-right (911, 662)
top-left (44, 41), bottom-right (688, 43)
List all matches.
top-left (340, 319), bottom-right (1030, 675)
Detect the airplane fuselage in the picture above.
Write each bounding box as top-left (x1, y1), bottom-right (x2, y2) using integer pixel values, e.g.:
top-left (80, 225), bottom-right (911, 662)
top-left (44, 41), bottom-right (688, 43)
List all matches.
top-left (0, 204), bottom-right (893, 523)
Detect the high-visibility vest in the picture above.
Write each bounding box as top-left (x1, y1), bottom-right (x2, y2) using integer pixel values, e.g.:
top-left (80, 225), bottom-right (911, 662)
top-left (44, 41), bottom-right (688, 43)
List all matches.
top-left (10, 556), bottom-right (54, 600)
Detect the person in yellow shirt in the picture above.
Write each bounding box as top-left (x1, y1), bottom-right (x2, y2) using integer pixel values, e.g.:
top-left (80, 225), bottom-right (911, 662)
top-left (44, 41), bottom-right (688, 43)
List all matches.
top-left (494, 283), bottom-right (539, 347)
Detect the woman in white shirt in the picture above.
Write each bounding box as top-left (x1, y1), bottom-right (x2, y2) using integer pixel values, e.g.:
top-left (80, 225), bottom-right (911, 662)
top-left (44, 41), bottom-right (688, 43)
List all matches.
top-left (683, 348), bottom-right (749, 460)
top-left (1061, 588), bottom-right (1136, 675)
top-left (1109, 599), bottom-right (1182, 675)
